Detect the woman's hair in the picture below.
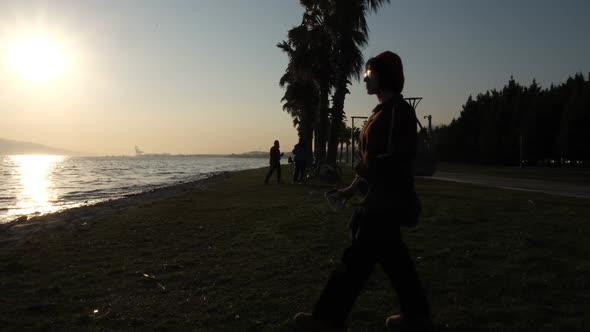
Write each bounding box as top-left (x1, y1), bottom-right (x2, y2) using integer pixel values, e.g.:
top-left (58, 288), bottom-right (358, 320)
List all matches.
top-left (366, 51), bottom-right (404, 94)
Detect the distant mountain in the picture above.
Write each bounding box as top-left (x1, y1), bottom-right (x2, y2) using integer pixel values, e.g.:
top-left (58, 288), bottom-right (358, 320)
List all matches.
top-left (0, 138), bottom-right (83, 155)
top-left (228, 151), bottom-right (268, 158)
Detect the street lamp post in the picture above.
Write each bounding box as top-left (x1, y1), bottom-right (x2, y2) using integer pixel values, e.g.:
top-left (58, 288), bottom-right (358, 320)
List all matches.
top-left (423, 115), bottom-right (432, 134)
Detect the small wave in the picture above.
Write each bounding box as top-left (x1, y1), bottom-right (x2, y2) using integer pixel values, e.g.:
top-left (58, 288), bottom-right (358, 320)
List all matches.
top-left (156, 171), bottom-right (183, 175)
top-left (54, 186), bottom-right (80, 190)
top-left (61, 189), bottom-right (112, 199)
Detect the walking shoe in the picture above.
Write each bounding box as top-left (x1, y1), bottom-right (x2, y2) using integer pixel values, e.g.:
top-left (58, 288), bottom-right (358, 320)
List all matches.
top-left (293, 312), bottom-right (348, 331)
top-left (386, 314), bottom-right (433, 332)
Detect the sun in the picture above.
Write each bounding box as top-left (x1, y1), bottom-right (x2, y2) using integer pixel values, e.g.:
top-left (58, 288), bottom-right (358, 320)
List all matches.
top-left (7, 36), bottom-right (67, 83)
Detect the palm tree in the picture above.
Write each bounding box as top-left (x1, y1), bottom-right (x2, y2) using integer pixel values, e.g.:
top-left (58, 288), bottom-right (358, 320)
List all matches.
top-left (337, 122), bottom-right (350, 163)
top-left (324, 0), bottom-right (390, 165)
top-left (339, 125), bottom-right (354, 163)
top-left (279, 0), bottom-right (390, 170)
top-left (299, 2), bottom-right (335, 166)
top-left (278, 26), bottom-right (321, 155)
top-left (278, 8), bottom-right (334, 164)
top-left (279, 71), bottom-right (318, 150)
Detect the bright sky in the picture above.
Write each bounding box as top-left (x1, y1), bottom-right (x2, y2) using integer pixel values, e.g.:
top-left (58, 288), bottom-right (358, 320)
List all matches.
top-left (1, 0), bottom-right (589, 155)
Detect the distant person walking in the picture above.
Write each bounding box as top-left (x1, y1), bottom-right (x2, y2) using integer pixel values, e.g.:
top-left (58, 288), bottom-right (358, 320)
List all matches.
top-left (294, 51), bottom-right (432, 331)
top-left (265, 140), bottom-right (284, 184)
top-left (291, 138), bottom-right (309, 183)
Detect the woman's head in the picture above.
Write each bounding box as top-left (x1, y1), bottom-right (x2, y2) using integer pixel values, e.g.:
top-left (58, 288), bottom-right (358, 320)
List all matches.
top-left (364, 51), bottom-right (404, 95)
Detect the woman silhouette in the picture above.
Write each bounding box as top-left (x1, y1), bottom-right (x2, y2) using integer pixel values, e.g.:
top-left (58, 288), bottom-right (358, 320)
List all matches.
top-left (295, 51), bottom-right (432, 331)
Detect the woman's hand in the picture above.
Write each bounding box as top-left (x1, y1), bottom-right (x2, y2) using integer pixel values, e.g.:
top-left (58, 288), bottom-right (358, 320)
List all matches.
top-left (326, 176), bottom-right (361, 205)
top-left (329, 186), bottom-right (356, 203)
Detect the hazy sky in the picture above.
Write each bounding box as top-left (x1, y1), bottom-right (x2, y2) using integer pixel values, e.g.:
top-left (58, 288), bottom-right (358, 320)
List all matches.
top-left (1, 0), bottom-right (589, 155)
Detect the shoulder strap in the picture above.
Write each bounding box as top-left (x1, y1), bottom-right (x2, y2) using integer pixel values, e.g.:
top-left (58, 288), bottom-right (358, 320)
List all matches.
top-left (386, 99), bottom-right (427, 156)
top-left (387, 104), bottom-right (396, 155)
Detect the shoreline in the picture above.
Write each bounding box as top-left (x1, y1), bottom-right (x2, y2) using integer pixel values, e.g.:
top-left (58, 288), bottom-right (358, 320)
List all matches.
top-left (0, 155), bottom-right (269, 225)
top-left (0, 170), bottom-right (234, 247)
top-left (0, 171), bottom-right (214, 224)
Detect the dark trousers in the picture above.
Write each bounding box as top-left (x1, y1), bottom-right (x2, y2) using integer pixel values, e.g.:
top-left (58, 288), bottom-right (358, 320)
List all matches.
top-left (312, 207), bottom-right (430, 328)
top-left (265, 162), bottom-right (281, 183)
top-left (293, 160), bottom-right (306, 182)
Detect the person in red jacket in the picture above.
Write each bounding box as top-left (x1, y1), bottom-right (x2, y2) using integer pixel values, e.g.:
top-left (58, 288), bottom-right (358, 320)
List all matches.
top-left (264, 140), bottom-right (284, 184)
top-left (294, 51), bottom-right (432, 331)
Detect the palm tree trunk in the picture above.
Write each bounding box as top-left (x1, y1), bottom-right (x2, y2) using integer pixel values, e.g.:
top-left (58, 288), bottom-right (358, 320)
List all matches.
top-left (346, 143), bottom-right (349, 163)
top-left (304, 123), bottom-right (314, 162)
top-left (327, 73), bottom-right (348, 165)
top-left (315, 83), bottom-right (330, 166)
top-left (327, 120), bottom-right (342, 165)
top-left (339, 141), bottom-right (344, 163)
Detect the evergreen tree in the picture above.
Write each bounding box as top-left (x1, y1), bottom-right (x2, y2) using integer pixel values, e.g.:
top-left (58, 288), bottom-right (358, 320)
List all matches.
top-left (433, 73), bottom-right (590, 165)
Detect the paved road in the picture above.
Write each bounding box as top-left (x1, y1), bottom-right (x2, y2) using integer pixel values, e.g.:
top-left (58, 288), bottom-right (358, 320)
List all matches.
top-left (427, 171), bottom-right (590, 199)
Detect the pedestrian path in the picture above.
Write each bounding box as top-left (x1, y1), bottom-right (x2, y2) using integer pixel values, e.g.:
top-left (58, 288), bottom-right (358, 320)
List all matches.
top-left (428, 171), bottom-right (590, 199)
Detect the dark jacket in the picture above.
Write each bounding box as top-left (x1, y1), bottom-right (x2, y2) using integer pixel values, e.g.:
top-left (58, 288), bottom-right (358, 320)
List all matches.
top-left (269, 146), bottom-right (281, 164)
top-left (292, 144), bottom-right (307, 162)
top-left (356, 95), bottom-right (417, 197)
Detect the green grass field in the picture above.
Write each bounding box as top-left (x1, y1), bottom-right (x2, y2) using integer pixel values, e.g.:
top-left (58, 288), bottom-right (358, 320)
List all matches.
top-left (1, 166), bottom-right (589, 331)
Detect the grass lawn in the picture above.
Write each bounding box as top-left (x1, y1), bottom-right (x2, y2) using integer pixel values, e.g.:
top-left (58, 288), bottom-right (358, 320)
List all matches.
top-left (1, 166), bottom-right (589, 331)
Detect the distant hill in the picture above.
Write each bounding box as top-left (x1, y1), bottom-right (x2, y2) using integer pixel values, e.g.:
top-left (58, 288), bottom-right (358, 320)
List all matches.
top-left (0, 138), bottom-right (83, 155)
top-left (228, 151), bottom-right (268, 158)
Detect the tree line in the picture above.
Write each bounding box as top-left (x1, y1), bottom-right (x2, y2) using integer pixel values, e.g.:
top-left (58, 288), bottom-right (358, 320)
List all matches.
top-left (433, 73), bottom-right (590, 166)
top-left (277, 0), bottom-right (389, 168)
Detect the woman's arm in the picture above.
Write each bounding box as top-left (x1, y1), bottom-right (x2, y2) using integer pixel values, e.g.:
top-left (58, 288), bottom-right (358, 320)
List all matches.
top-left (333, 176), bottom-right (367, 201)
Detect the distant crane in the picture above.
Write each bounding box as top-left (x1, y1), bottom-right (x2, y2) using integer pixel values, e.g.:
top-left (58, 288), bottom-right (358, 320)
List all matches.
top-left (135, 145), bottom-right (144, 156)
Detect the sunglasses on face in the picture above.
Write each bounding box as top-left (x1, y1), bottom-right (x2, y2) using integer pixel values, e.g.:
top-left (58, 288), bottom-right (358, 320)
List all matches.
top-left (364, 69), bottom-right (372, 79)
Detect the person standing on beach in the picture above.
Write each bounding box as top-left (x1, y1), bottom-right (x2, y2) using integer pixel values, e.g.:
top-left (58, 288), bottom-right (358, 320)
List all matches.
top-left (265, 140), bottom-right (284, 184)
top-left (291, 138), bottom-right (309, 183)
top-left (294, 51), bottom-right (432, 331)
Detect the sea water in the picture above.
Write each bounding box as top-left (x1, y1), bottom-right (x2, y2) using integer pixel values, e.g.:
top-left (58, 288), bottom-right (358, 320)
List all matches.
top-left (0, 155), bottom-right (267, 223)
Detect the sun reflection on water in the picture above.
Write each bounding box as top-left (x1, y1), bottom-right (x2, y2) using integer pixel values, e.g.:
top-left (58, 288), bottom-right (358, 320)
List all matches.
top-left (12, 155), bottom-right (63, 216)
